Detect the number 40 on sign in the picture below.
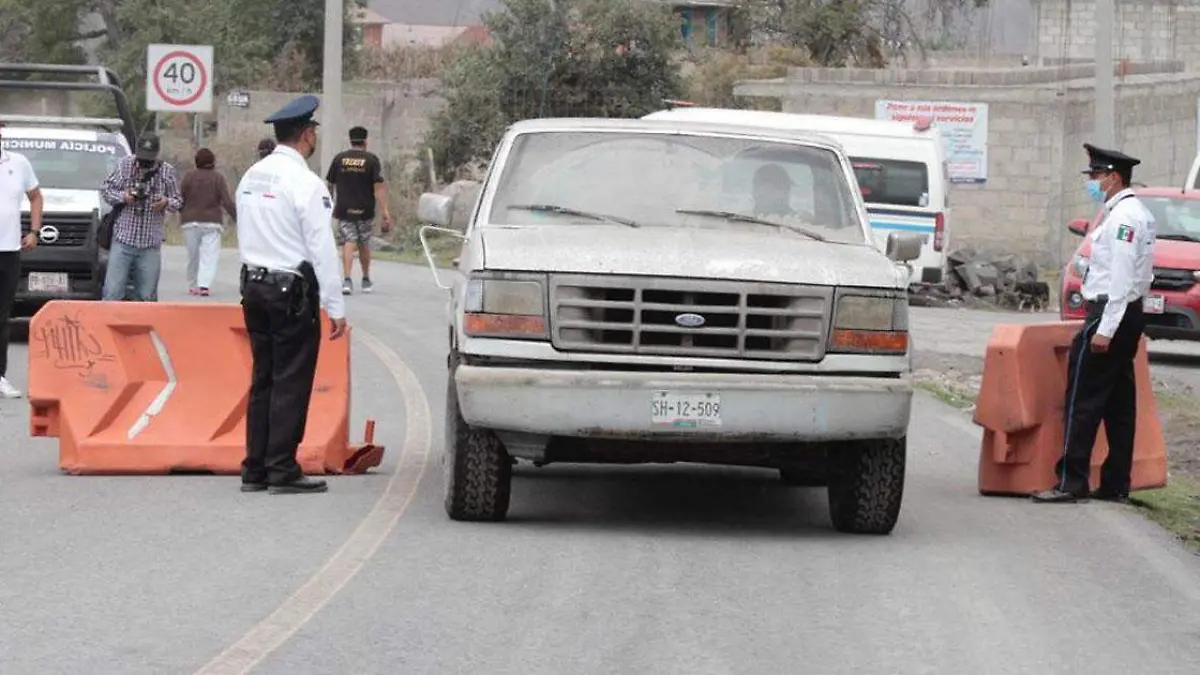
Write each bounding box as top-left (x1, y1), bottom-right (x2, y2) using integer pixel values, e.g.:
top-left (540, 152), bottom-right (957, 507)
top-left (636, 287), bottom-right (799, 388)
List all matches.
top-left (146, 43), bottom-right (214, 114)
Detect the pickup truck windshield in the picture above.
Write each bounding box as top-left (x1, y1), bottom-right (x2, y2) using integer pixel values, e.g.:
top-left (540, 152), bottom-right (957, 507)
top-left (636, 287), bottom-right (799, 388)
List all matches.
top-left (0, 137), bottom-right (125, 191)
top-left (488, 130), bottom-right (868, 244)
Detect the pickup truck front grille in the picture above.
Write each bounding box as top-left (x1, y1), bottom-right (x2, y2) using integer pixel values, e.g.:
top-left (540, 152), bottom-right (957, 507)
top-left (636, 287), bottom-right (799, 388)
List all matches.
top-left (549, 274), bottom-right (833, 361)
top-left (1151, 267), bottom-right (1195, 292)
top-left (21, 211), bottom-right (96, 248)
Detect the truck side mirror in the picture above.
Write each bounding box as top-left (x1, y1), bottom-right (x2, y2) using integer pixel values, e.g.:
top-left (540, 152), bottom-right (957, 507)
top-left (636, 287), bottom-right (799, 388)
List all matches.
top-left (417, 193), bottom-right (455, 229)
top-left (885, 232), bottom-right (922, 263)
top-left (1067, 218), bottom-right (1089, 236)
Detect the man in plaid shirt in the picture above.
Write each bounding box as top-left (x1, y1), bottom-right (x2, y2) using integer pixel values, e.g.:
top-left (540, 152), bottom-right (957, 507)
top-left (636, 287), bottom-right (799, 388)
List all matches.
top-left (100, 134), bottom-right (182, 301)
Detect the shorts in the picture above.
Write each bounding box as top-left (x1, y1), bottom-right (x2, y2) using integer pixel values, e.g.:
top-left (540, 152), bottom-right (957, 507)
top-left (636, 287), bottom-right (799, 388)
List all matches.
top-left (335, 218), bottom-right (374, 245)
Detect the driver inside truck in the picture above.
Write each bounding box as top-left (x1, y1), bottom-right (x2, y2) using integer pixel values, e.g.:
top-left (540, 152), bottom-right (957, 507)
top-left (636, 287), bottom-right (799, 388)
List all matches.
top-left (752, 163), bottom-right (792, 216)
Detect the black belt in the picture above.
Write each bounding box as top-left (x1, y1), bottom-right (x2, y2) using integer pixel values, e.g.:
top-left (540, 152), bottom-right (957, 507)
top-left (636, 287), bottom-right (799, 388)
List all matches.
top-left (244, 266), bottom-right (299, 285)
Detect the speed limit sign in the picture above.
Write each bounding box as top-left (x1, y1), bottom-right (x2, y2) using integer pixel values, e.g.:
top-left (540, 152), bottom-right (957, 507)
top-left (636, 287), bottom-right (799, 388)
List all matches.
top-left (146, 44), bottom-right (214, 113)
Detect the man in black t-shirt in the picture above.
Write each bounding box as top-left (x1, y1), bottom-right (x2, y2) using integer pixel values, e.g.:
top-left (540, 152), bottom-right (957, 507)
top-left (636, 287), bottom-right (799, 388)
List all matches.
top-left (325, 126), bottom-right (392, 295)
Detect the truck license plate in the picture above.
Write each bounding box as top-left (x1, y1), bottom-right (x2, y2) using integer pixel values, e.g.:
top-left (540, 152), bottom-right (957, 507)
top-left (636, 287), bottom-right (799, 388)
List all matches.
top-left (1146, 295), bottom-right (1165, 314)
top-left (651, 391), bottom-right (721, 428)
top-left (28, 272), bottom-right (68, 294)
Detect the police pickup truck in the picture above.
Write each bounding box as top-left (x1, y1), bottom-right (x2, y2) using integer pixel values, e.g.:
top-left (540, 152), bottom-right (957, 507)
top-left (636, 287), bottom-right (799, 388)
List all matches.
top-left (0, 63), bottom-right (138, 336)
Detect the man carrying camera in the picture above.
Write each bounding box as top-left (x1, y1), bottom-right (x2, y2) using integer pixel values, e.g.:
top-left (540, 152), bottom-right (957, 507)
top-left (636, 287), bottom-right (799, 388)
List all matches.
top-left (100, 134), bottom-right (182, 301)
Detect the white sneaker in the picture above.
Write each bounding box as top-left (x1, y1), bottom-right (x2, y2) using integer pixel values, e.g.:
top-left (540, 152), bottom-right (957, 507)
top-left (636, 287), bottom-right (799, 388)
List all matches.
top-left (0, 377), bottom-right (22, 399)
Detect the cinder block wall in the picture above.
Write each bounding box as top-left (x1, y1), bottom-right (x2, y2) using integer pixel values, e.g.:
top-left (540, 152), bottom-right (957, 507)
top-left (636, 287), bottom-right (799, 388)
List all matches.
top-left (1034, 0), bottom-right (1181, 64)
top-left (215, 79), bottom-right (444, 172)
top-left (735, 65), bottom-right (1200, 267)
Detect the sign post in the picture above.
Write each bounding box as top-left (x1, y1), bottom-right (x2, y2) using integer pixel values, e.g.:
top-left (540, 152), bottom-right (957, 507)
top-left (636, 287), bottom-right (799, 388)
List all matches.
top-left (146, 44), bottom-right (214, 114)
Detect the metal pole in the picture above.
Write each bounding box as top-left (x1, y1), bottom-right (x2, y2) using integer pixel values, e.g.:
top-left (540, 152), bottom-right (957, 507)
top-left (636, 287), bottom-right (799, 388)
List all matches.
top-left (319, 0), bottom-right (344, 175)
top-left (1094, 0), bottom-right (1115, 147)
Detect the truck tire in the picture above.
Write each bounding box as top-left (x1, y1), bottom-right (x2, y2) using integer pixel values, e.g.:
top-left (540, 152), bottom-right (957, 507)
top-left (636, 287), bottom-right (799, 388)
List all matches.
top-left (826, 437), bottom-right (906, 535)
top-left (443, 367), bottom-right (512, 522)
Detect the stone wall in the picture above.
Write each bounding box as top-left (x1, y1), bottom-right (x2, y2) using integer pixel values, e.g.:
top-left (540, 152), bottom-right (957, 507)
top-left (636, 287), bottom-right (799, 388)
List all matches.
top-left (735, 64), bottom-right (1200, 266)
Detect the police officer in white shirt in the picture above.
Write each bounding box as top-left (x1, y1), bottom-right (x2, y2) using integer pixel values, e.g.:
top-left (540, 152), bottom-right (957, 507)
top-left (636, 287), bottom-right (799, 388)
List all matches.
top-left (1034, 143), bottom-right (1156, 504)
top-left (235, 94), bottom-right (347, 495)
top-left (0, 123), bottom-right (44, 399)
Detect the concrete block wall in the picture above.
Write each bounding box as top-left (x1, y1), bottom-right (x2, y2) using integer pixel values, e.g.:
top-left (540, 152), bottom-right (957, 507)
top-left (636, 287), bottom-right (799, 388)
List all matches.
top-left (215, 79), bottom-right (444, 173)
top-left (735, 65), bottom-right (1200, 267)
top-left (1034, 0), bottom-right (1185, 66)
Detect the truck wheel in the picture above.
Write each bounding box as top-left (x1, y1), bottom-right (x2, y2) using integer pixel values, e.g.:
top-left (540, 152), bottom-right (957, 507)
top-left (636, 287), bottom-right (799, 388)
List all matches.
top-left (826, 437), bottom-right (906, 535)
top-left (443, 367), bottom-right (512, 522)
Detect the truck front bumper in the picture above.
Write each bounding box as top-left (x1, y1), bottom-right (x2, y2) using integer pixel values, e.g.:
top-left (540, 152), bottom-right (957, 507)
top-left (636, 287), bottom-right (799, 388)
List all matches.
top-left (454, 366), bottom-right (913, 442)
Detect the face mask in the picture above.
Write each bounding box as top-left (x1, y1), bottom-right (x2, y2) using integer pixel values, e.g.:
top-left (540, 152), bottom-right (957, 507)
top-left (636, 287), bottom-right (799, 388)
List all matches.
top-left (1085, 179), bottom-right (1106, 203)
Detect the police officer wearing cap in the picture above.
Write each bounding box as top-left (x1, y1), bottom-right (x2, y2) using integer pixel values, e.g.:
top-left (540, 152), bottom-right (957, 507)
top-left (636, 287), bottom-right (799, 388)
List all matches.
top-left (235, 94), bottom-right (347, 495)
top-left (1034, 144), bottom-right (1157, 504)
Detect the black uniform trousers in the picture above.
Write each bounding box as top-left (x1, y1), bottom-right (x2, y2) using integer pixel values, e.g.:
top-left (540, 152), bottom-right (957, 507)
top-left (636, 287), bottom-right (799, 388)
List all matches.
top-left (0, 251), bottom-right (21, 379)
top-left (240, 262), bottom-right (321, 485)
top-left (1055, 296), bottom-right (1145, 496)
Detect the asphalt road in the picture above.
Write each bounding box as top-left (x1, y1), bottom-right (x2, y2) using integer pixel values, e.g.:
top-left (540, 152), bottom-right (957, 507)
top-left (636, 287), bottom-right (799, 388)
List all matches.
top-left (2, 246), bottom-right (1200, 674)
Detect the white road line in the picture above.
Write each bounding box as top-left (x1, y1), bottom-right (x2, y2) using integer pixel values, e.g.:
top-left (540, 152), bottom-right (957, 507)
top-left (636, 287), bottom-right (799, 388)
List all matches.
top-left (127, 330), bottom-right (177, 440)
top-left (191, 327), bottom-right (433, 675)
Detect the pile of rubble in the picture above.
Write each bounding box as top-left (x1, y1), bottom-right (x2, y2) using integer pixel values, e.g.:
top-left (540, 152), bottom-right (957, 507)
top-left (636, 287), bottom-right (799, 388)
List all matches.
top-left (909, 248), bottom-right (1052, 312)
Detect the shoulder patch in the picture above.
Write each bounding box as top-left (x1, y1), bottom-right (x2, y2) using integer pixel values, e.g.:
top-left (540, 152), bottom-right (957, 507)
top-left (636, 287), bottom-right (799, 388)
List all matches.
top-left (1115, 223), bottom-right (1135, 243)
top-left (322, 196), bottom-right (332, 209)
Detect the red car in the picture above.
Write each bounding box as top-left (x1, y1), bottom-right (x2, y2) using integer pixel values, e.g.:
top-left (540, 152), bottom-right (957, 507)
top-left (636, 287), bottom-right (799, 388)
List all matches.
top-left (1060, 187), bottom-right (1200, 339)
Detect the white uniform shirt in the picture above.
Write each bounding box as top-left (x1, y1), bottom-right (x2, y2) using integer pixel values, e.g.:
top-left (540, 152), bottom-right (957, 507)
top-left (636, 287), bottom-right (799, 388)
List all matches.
top-left (0, 149), bottom-right (39, 252)
top-left (1080, 187), bottom-right (1156, 337)
top-left (235, 145), bottom-right (346, 320)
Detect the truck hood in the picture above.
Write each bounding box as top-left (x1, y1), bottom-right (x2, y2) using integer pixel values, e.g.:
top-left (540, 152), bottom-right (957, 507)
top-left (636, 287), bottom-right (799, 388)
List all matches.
top-left (21, 188), bottom-right (103, 214)
top-left (480, 225), bottom-right (908, 288)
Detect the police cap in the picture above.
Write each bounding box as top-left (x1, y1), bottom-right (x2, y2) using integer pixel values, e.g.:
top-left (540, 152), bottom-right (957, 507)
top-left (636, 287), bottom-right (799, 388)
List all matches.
top-left (263, 94), bottom-right (321, 127)
top-left (1082, 143), bottom-right (1141, 174)
top-left (348, 126), bottom-right (368, 142)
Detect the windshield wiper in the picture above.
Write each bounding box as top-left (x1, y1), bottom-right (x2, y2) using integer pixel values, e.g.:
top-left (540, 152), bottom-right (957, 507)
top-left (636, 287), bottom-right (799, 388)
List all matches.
top-left (508, 203), bottom-right (640, 228)
top-left (1158, 233), bottom-right (1200, 242)
top-left (675, 208), bottom-right (826, 242)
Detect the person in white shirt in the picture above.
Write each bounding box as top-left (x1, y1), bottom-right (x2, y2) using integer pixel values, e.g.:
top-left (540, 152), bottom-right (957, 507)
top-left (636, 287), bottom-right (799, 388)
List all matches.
top-left (235, 94), bottom-right (347, 495)
top-left (0, 124), bottom-right (44, 399)
top-left (1034, 143), bottom-right (1157, 505)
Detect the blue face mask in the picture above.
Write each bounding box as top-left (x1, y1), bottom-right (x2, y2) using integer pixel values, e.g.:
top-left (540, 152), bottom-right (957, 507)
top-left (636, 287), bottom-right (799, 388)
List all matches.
top-left (1085, 179), bottom-right (1106, 203)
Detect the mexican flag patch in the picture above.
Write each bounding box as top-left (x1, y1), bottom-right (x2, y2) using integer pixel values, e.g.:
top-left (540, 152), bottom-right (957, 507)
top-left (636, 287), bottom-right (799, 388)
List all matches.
top-left (1116, 224), bottom-right (1135, 243)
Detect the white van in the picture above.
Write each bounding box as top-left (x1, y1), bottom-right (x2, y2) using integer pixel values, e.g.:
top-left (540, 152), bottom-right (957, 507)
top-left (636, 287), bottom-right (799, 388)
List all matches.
top-left (643, 107), bottom-right (950, 285)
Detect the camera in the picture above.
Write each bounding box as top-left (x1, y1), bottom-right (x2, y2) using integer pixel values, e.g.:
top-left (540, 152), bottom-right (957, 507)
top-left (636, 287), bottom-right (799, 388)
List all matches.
top-left (130, 180), bottom-right (149, 201)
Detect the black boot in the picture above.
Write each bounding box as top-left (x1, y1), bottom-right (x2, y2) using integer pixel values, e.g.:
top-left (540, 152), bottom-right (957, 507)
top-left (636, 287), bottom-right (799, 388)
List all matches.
top-left (269, 476), bottom-right (328, 495)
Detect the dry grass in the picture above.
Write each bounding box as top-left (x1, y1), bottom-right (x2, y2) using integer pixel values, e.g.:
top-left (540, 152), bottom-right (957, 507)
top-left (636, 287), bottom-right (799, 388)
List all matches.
top-left (357, 44), bottom-right (471, 81)
top-left (682, 45), bottom-right (813, 110)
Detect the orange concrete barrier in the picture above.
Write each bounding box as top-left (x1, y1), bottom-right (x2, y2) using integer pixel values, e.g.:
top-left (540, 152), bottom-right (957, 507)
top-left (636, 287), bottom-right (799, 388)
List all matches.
top-left (27, 301), bottom-right (384, 476)
top-left (973, 321), bottom-right (1167, 496)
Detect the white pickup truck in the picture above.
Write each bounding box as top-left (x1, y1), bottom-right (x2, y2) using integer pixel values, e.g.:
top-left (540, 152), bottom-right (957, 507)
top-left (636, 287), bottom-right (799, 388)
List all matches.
top-left (418, 117), bottom-right (922, 534)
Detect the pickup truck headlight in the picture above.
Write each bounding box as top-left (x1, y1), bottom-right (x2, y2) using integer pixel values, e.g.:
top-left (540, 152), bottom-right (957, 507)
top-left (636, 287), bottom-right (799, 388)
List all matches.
top-left (1071, 254), bottom-right (1090, 278)
top-left (828, 291), bottom-right (908, 354)
top-left (463, 272), bottom-right (549, 340)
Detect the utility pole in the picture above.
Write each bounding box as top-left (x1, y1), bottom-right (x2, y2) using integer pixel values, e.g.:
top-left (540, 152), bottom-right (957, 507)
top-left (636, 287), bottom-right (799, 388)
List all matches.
top-left (1094, 0), bottom-right (1115, 147)
top-left (319, 0), bottom-right (344, 176)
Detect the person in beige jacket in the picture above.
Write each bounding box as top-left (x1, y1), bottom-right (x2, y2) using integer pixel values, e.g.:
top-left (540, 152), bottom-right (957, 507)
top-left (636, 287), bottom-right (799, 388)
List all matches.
top-left (179, 148), bottom-right (236, 296)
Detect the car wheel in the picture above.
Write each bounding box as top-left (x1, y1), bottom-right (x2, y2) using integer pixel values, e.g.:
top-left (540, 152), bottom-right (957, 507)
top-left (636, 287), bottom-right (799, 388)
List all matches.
top-left (443, 359), bottom-right (512, 522)
top-left (826, 437), bottom-right (906, 535)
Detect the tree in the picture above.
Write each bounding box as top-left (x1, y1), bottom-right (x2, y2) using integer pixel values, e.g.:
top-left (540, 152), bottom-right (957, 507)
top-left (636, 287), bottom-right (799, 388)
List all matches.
top-left (1, 0), bottom-right (365, 128)
top-left (425, 0), bottom-right (684, 179)
top-left (738, 0), bottom-right (988, 68)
